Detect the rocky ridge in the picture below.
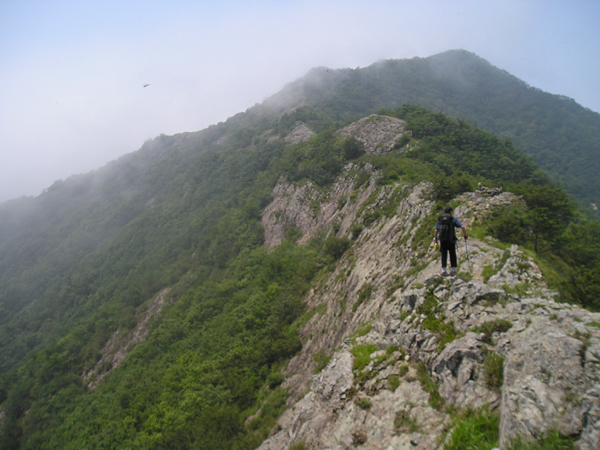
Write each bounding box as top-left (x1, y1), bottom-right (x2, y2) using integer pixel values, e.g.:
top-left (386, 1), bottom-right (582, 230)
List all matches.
top-left (258, 158), bottom-right (600, 448)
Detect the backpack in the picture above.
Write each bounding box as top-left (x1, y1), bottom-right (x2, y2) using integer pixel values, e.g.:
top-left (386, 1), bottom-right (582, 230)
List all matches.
top-left (438, 213), bottom-right (455, 243)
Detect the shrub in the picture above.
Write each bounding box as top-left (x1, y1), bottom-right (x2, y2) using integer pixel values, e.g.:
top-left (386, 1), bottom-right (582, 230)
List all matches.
top-left (267, 372), bottom-right (284, 389)
top-left (288, 440), bottom-right (306, 450)
top-left (356, 398), bottom-right (372, 410)
top-left (353, 283), bottom-right (374, 312)
top-left (343, 137), bottom-right (365, 160)
top-left (473, 319), bottom-right (513, 344)
top-left (388, 375), bottom-right (400, 392)
top-left (485, 203), bottom-right (530, 244)
top-left (313, 353), bottom-right (332, 374)
top-left (353, 321), bottom-right (372, 337)
top-left (324, 235), bottom-right (351, 261)
top-left (398, 364), bottom-right (409, 377)
top-left (394, 134), bottom-right (411, 149)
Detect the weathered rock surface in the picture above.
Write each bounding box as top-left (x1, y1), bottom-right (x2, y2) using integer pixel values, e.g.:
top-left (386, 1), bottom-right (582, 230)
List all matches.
top-left (433, 332), bottom-right (498, 410)
top-left (258, 167), bottom-right (600, 449)
top-left (337, 115), bottom-right (408, 155)
top-left (284, 121), bottom-right (315, 144)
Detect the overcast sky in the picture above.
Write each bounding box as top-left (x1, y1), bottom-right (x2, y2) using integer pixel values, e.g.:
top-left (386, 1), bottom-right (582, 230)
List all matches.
top-left (1, 0), bottom-right (599, 203)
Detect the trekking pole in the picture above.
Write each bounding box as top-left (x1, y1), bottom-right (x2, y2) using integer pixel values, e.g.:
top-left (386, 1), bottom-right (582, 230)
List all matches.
top-left (464, 238), bottom-right (471, 266)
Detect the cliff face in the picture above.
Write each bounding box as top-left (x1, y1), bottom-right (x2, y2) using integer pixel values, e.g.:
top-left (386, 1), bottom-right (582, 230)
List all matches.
top-left (258, 145), bottom-right (600, 449)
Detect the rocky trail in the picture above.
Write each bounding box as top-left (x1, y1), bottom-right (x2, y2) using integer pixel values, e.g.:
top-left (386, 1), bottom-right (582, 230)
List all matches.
top-left (257, 150), bottom-right (600, 449)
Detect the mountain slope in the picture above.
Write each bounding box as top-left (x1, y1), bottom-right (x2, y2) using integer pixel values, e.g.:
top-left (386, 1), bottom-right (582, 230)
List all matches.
top-left (262, 49), bottom-right (600, 207)
top-left (1, 60), bottom-right (599, 448)
top-left (257, 175), bottom-right (599, 450)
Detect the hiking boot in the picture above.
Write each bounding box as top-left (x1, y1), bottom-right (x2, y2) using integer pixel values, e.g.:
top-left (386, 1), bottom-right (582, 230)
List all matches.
top-left (440, 271), bottom-right (448, 277)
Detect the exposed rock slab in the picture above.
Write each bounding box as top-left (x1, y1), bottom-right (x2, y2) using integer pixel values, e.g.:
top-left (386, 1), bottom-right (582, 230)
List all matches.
top-left (500, 327), bottom-right (589, 447)
top-left (284, 122), bottom-right (315, 144)
top-left (337, 115), bottom-right (408, 155)
top-left (258, 158), bottom-right (600, 449)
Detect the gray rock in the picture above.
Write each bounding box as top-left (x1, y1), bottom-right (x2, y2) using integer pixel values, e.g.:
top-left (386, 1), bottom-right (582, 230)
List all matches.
top-left (432, 333), bottom-right (499, 409)
top-left (579, 385), bottom-right (600, 450)
top-left (312, 351), bottom-right (354, 405)
top-left (258, 165), bottom-right (600, 450)
top-left (500, 329), bottom-right (586, 446)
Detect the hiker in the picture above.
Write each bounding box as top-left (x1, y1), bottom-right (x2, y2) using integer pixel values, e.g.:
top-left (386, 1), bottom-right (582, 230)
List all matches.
top-left (434, 206), bottom-right (467, 276)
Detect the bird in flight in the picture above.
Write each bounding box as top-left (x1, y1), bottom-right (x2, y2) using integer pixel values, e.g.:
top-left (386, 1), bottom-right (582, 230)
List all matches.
top-left (143, 84), bottom-right (150, 87)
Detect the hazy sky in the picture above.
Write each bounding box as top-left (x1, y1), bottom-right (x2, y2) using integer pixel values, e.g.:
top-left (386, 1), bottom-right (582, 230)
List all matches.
top-left (1, 0), bottom-right (599, 203)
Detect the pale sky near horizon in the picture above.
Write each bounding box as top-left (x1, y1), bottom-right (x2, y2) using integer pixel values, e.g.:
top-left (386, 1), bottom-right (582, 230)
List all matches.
top-left (1, 0), bottom-right (599, 203)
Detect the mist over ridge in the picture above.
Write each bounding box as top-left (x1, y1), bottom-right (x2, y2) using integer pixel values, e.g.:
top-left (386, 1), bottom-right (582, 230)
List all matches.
top-left (1, 48), bottom-right (600, 450)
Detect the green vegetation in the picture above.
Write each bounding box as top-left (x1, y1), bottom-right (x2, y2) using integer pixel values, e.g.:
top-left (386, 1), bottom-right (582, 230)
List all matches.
top-left (278, 131), bottom-right (364, 186)
top-left (313, 353), bottom-right (332, 374)
top-left (353, 283), bottom-right (374, 312)
top-left (0, 81), bottom-right (598, 449)
top-left (356, 398), bottom-right (373, 410)
top-left (323, 235), bottom-right (351, 262)
top-left (444, 407), bottom-right (500, 450)
top-left (483, 351), bottom-right (505, 391)
top-left (0, 111), bottom-right (368, 449)
top-left (472, 319), bottom-right (513, 344)
top-left (288, 440), bottom-right (307, 450)
top-left (417, 288), bottom-right (463, 351)
top-left (507, 430), bottom-right (576, 450)
top-left (394, 410), bottom-right (420, 434)
top-left (443, 407), bottom-right (575, 450)
top-left (398, 364), bottom-right (409, 377)
top-left (351, 343), bottom-right (378, 372)
top-left (483, 186), bottom-right (600, 309)
top-left (383, 104), bottom-right (548, 187)
top-left (353, 321), bottom-right (372, 338)
top-left (416, 363), bottom-right (445, 411)
top-left (388, 375), bottom-right (400, 392)
top-left (300, 50), bottom-right (600, 207)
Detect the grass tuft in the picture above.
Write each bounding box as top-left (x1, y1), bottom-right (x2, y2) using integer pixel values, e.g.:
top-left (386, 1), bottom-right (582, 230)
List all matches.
top-left (351, 343), bottom-right (378, 371)
top-left (483, 351), bottom-right (504, 390)
top-left (472, 319), bottom-right (513, 344)
top-left (394, 410), bottom-right (420, 434)
top-left (416, 362), bottom-right (444, 411)
top-left (443, 407), bottom-right (499, 450)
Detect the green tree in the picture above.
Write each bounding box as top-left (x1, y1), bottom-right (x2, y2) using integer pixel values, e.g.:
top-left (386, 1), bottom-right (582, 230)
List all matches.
top-left (511, 185), bottom-right (575, 253)
top-left (557, 220), bottom-right (600, 310)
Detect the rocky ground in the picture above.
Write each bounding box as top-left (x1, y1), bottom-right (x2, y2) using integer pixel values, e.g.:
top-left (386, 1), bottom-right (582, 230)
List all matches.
top-left (258, 154), bottom-right (600, 448)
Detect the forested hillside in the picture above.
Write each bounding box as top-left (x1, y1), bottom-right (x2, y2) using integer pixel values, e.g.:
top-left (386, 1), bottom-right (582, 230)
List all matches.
top-left (1, 52), bottom-right (600, 449)
top-left (261, 49), bottom-right (600, 208)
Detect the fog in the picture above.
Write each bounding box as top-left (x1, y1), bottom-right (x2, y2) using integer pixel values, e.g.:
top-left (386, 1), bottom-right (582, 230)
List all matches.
top-left (1, 0), bottom-right (599, 203)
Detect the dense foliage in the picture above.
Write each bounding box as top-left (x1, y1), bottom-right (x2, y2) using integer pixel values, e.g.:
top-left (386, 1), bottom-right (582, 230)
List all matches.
top-left (280, 50), bottom-right (600, 207)
top-left (0, 102), bottom-right (598, 448)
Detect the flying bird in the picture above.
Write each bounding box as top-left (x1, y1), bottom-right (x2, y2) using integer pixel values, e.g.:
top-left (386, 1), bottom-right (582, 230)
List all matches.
top-left (143, 84), bottom-right (150, 87)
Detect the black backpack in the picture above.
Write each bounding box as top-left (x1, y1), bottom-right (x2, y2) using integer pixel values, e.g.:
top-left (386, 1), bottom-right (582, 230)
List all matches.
top-left (438, 213), bottom-right (455, 243)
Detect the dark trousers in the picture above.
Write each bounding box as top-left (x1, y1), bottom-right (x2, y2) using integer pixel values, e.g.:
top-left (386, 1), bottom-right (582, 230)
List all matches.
top-left (440, 240), bottom-right (457, 269)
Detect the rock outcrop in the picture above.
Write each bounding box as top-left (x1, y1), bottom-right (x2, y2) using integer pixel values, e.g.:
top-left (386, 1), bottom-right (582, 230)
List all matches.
top-left (337, 115), bottom-right (409, 155)
top-left (284, 122), bottom-right (315, 144)
top-left (258, 168), bottom-right (600, 449)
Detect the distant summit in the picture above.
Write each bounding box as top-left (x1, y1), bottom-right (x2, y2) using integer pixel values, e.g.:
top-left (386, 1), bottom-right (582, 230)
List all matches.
top-left (260, 49), bottom-right (600, 207)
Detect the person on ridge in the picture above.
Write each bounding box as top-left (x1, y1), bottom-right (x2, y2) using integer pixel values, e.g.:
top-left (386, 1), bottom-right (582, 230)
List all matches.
top-left (434, 206), bottom-right (467, 276)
